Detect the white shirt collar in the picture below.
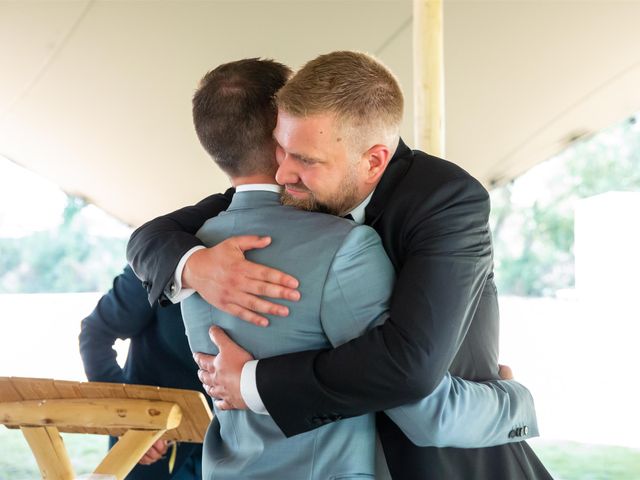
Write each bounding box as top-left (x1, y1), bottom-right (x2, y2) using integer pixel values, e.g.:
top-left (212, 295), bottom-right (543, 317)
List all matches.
top-left (347, 190), bottom-right (375, 224)
top-left (235, 184), bottom-right (282, 193)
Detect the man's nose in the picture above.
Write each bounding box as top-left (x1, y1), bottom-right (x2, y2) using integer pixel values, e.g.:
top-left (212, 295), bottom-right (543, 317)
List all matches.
top-left (275, 155), bottom-right (298, 186)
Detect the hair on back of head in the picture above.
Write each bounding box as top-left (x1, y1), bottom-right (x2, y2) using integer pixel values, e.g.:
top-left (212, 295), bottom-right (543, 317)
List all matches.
top-left (193, 58), bottom-right (292, 177)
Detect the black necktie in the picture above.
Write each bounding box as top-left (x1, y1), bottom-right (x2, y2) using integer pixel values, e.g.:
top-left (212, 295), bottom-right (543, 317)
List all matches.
top-left (343, 214), bottom-right (354, 221)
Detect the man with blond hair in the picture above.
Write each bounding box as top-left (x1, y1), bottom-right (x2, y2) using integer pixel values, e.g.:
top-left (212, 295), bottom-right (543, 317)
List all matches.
top-left (128, 52), bottom-right (551, 479)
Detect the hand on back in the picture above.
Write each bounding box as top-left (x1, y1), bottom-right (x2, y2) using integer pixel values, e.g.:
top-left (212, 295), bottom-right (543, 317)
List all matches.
top-left (182, 235), bottom-right (300, 326)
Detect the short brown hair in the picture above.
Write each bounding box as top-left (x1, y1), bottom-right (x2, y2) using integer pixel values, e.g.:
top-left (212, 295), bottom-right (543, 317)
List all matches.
top-left (193, 58), bottom-right (292, 177)
top-left (276, 51), bottom-right (403, 149)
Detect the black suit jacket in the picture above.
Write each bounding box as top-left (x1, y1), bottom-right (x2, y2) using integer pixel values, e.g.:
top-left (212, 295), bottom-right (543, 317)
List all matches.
top-left (127, 140), bottom-right (551, 479)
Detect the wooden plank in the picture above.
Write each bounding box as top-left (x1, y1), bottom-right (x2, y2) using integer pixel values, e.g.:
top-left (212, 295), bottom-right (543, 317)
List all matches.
top-left (10, 377), bottom-right (56, 401)
top-left (94, 428), bottom-right (166, 480)
top-left (123, 383), bottom-right (172, 440)
top-left (2, 399), bottom-right (182, 430)
top-left (77, 381), bottom-right (114, 436)
top-left (82, 381), bottom-right (129, 437)
top-left (124, 383), bottom-right (162, 401)
top-left (182, 391), bottom-right (212, 443)
top-left (158, 388), bottom-right (199, 442)
top-left (79, 381), bottom-right (127, 399)
top-left (0, 377), bottom-right (23, 401)
top-left (2, 378), bottom-right (211, 442)
top-left (52, 380), bottom-right (88, 434)
top-left (21, 426), bottom-right (75, 480)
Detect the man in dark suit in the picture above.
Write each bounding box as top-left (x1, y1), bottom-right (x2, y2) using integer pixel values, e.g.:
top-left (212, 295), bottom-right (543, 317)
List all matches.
top-left (79, 265), bottom-right (207, 479)
top-left (127, 51), bottom-right (551, 479)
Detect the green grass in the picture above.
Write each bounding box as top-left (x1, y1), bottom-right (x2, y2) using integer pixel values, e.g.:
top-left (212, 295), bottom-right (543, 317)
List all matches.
top-left (532, 441), bottom-right (640, 480)
top-left (0, 426), bottom-right (106, 479)
top-left (1, 426), bottom-right (639, 479)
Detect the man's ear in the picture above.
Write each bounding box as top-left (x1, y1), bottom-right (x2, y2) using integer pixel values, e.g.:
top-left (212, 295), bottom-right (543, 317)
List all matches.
top-left (362, 144), bottom-right (392, 185)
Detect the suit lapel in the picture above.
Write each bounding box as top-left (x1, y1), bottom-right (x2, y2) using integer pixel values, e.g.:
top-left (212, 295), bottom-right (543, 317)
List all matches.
top-left (365, 138), bottom-right (412, 227)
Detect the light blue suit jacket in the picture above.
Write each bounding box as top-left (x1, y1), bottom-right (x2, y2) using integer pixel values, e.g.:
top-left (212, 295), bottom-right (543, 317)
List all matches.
top-left (181, 190), bottom-right (538, 480)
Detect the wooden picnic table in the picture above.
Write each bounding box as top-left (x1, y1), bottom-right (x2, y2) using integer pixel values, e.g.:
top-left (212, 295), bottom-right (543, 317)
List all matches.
top-left (0, 377), bottom-right (212, 480)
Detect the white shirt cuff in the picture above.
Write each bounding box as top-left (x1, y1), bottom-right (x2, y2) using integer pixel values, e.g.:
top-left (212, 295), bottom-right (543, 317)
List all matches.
top-left (165, 245), bottom-right (205, 303)
top-left (241, 360), bottom-right (269, 415)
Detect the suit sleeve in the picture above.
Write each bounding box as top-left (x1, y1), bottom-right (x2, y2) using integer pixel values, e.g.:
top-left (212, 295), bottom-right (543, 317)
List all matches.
top-left (78, 265), bottom-right (156, 383)
top-left (385, 374), bottom-right (539, 447)
top-left (256, 177), bottom-right (494, 437)
top-left (126, 189), bottom-right (234, 305)
top-left (319, 225), bottom-right (538, 448)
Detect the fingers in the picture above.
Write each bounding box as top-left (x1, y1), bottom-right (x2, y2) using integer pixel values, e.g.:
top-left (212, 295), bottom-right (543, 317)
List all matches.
top-left (196, 367), bottom-right (217, 399)
top-left (203, 383), bottom-right (216, 398)
top-left (240, 258), bottom-right (299, 289)
top-left (222, 290), bottom-right (297, 326)
top-left (232, 235), bottom-right (272, 253)
top-left (498, 364), bottom-right (514, 380)
top-left (242, 278), bottom-right (301, 303)
top-left (193, 353), bottom-right (217, 398)
top-left (236, 292), bottom-right (290, 317)
top-left (193, 352), bottom-right (215, 371)
top-left (215, 399), bottom-right (236, 411)
top-left (209, 326), bottom-right (231, 350)
top-left (197, 367), bottom-right (224, 399)
top-left (223, 301), bottom-right (272, 327)
top-left (229, 237), bottom-right (298, 289)
top-left (138, 440), bottom-right (168, 465)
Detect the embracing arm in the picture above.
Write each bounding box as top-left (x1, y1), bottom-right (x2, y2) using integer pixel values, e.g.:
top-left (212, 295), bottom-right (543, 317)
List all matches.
top-left (319, 225), bottom-right (537, 448)
top-left (126, 189), bottom-right (234, 305)
top-left (78, 266), bottom-right (156, 383)
top-left (126, 188), bottom-right (298, 324)
top-left (385, 374), bottom-right (538, 447)
top-left (256, 176), bottom-right (495, 436)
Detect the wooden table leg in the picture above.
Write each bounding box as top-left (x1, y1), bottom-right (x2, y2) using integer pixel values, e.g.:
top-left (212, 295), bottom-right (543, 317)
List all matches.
top-left (20, 426), bottom-right (75, 480)
top-left (93, 429), bottom-right (166, 480)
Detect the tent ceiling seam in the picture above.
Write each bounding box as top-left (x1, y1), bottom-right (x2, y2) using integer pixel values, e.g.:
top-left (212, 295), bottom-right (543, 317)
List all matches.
top-left (375, 15), bottom-right (412, 56)
top-left (0, 0), bottom-right (96, 124)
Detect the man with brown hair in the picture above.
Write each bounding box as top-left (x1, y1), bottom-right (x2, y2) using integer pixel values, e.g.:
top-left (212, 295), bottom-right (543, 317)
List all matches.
top-left (129, 51), bottom-right (551, 479)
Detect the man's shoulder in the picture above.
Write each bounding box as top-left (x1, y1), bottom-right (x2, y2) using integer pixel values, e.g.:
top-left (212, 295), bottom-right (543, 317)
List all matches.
top-left (410, 149), bottom-right (480, 185)
top-left (391, 147), bottom-right (487, 202)
top-left (198, 204), bottom-right (359, 246)
top-left (221, 204), bottom-right (355, 227)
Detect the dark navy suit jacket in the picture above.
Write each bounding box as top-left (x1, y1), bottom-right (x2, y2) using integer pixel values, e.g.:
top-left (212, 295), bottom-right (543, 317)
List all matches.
top-left (79, 265), bottom-right (208, 479)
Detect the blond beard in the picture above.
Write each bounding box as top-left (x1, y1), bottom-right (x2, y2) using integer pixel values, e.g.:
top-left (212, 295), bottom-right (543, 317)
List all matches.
top-left (280, 170), bottom-right (361, 217)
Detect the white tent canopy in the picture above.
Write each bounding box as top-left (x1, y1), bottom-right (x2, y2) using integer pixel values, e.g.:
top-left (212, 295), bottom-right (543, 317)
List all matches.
top-left (2, 0), bottom-right (639, 227)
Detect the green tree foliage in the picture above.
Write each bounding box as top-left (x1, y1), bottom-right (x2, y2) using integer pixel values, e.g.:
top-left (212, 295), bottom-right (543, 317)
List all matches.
top-left (490, 117), bottom-right (640, 296)
top-left (0, 196), bottom-right (128, 293)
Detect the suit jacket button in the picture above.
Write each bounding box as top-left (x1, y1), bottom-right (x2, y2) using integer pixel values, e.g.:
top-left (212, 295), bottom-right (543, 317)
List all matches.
top-left (523, 426), bottom-right (529, 436)
top-left (508, 429), bottom-right (516, 438)
top-left (516, 427), bottom-right (523, 437)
